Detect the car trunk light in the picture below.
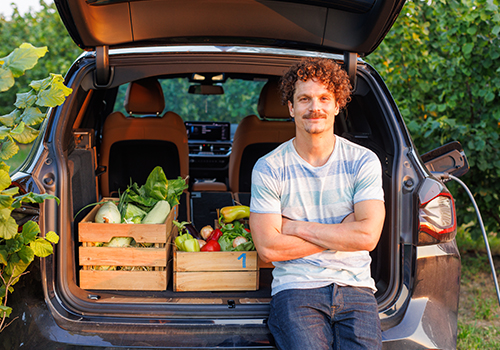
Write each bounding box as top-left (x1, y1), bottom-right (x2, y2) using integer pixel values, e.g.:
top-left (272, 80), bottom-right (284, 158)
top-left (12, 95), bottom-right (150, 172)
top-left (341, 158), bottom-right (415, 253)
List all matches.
top-left (418, 179), bottom-right (457, 245)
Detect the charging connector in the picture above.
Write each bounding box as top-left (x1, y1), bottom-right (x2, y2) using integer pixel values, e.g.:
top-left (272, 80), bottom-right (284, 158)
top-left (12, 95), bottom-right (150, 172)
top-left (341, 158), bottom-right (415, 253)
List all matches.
top-left (433, 172), bottom-right (500, 307)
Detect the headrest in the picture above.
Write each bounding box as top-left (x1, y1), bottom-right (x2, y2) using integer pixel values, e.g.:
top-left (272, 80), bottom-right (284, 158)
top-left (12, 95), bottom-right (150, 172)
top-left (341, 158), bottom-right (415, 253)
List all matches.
top-left (257, 80), bottom-right (291, 119)
top-left (124, 78), bottom-right (165, 115)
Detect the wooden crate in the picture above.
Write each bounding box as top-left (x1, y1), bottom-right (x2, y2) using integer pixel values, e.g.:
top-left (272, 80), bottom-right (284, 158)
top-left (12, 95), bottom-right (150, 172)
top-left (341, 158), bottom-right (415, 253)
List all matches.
top-left (78, 198), bottom-right (176, 291)
top-left (173, 249), bottom-right (259, 292)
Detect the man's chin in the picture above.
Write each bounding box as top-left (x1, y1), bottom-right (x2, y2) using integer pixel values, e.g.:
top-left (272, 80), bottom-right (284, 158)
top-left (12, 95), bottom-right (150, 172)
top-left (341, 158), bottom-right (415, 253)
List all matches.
top-left (304, 127), bottom-right (326, 135)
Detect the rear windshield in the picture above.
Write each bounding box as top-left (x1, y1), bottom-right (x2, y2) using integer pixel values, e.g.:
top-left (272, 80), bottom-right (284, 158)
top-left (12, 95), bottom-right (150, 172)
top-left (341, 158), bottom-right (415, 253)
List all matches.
top-left (114, 77), bottom-right (267, 124)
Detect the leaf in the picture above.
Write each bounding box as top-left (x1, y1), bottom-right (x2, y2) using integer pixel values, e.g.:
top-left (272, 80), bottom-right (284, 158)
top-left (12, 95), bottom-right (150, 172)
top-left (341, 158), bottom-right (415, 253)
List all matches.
top-left (0, 208), bottom-right (13, 221)
top-left (11, 124), bottom-right (39, 144)
top-left (0, 43), bottom-right (48, 78)
top-left (466, 26), bottom-right (477, 35)
top-left (0, 138), bottom-right (20, 160)
top-left (0, 249), bottom-right (8, 265)
top-left (0, 126), bottom-right (12, 140)
top-left (6, 257), bottom-right (30, 280)
top-left (18, 245), bottom-right (35, 264)
top-left (462, 43), bottom-right (474, 55)
top-left (10, 121), bottom-right (25, 136)
top-left (45, 231), bottom-right (59, 244)
top-left (485, 91), bottom-right (495, 103)
top-left (0, 109), bottom-right (21, 127)
top-left (12, 192), bottom-right (60, 209)
top-left (30, 75), bottom-right (52, 92)
top-left (493, 25), bottom-right (500, 36)
top-left (166, 176), bottom-right (189, 207)
top-left (0, 216), bottom-right (19, 240)
top-left (14, 90), bottom-right (37, 109)
top-left (0, 67), bottom-right (15, 92)
top-left (0, 195), bottom-right (14, 212)
top-left (144, 166), bottom-right (168, 200)
top-left (20, 221), bottom-right (40, 244)
top-left (30, 238), bottom-right (53, 258)
top-left (0, 168), bottom-right (12, 192)
top-left (0, 161), bottom-right (11, 174)
top-left (35, 74), bottom-right (73, 107)
top-left (0, 305), bottom-right (12, 319)
top-left (20, 107), bottom-right (45, 126)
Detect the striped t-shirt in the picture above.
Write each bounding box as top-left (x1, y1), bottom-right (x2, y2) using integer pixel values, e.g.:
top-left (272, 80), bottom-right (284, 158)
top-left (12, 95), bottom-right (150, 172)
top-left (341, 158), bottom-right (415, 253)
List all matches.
top-left (250, 136), bottom-right (384, 295)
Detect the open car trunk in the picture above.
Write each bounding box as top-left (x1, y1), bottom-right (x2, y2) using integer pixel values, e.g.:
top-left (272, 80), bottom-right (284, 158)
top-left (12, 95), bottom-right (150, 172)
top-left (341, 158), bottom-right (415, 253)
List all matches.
top-left (50, 48), bottom-right (398, 323)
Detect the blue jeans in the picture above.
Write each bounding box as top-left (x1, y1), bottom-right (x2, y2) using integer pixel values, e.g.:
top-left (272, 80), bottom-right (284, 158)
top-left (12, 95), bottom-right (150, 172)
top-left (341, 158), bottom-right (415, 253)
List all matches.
top-left (268, 284), bottom-right (381, 350)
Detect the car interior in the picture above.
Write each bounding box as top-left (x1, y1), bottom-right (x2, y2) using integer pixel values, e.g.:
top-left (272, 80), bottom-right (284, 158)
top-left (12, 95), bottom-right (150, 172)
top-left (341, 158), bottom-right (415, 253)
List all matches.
top-left (66, 61), bottom-right (396, 308)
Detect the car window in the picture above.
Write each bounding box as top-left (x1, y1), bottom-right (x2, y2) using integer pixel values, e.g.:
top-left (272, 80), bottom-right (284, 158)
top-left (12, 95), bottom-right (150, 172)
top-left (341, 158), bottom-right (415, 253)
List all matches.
top-left (113, 77), bottom-right (266, 124)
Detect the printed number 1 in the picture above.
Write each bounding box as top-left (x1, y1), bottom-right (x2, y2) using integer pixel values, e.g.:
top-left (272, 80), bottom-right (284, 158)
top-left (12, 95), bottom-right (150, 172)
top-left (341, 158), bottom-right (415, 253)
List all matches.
top-left (238, 253), bottom-right (247, 268)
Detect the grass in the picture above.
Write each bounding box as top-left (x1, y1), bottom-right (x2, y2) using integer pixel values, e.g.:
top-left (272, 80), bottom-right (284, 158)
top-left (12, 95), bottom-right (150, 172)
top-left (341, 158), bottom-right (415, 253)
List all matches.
top-left (457, 244), bottom-right (500, 349)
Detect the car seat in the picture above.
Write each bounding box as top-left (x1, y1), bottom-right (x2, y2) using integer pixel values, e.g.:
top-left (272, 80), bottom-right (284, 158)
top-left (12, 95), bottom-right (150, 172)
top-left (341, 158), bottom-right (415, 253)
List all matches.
top-left (99, 77), bottom-right (189, 197)
top-left (228, 79), bottom-right (295, 193)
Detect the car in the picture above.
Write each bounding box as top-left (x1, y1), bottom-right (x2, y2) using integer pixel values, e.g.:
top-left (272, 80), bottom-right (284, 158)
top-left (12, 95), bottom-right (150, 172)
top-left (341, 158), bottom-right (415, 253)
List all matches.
top-left (3, 0), bottom-right (470, 348)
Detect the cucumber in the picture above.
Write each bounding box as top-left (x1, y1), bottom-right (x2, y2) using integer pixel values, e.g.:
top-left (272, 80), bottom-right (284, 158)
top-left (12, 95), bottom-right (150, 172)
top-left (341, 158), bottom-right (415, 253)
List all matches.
top-left (141, 200), bottom-right (171, 224)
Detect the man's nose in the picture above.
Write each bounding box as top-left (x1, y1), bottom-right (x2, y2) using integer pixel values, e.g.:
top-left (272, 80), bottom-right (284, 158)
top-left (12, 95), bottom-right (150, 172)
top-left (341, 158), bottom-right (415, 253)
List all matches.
top-left (309, 98), bottom-right (321, 111)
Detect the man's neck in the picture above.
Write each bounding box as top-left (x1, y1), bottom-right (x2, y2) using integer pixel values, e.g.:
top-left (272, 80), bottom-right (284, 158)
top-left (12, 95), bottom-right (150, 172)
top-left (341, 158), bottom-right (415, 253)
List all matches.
top-left (293, 133), bottom-right (336, 167)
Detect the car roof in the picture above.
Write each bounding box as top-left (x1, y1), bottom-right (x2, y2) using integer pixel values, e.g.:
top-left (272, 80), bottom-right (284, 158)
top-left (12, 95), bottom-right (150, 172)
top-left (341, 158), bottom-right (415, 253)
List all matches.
top-left (54, 0), bottom-right (405, 57)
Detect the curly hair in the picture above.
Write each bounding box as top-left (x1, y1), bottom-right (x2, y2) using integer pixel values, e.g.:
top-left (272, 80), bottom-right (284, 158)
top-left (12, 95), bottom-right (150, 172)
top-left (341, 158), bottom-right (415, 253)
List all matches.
top-left (280, 57), bottom-right (352, 110)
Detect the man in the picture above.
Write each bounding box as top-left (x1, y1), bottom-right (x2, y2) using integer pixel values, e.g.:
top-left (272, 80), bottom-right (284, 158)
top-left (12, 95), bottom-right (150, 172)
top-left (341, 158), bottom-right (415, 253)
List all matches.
top-left (250, 57), bottom-right (385, 350)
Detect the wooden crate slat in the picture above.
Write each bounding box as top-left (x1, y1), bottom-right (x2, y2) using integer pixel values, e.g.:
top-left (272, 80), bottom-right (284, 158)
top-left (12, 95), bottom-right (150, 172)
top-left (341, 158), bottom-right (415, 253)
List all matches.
top-left (80, 270), bottom-right (166, 290)
top-left (79, 223), bottom-right (169, 243)
top-left (174, 250), bottom-right (258, 272)
top-left (174, 271), bottom-right (258, 291)
top-left (79, 246), bottom-right (166, 266)
top-left (78, 198), bottom-right (176, 243)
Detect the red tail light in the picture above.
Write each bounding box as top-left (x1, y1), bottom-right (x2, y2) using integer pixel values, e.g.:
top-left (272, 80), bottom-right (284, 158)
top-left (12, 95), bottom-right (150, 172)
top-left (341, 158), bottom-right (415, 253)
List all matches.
top-left (418, 178), bottom-right (457, 245)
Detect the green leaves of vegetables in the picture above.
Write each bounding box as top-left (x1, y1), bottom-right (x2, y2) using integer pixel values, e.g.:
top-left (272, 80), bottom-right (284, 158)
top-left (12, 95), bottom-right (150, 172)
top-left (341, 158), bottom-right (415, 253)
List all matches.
top-left (144, 166), bottom-right (168, 200)
top-left (218, 221), bottom-right (255, 252)
top-left (118, 166), bottom-right (188, 220)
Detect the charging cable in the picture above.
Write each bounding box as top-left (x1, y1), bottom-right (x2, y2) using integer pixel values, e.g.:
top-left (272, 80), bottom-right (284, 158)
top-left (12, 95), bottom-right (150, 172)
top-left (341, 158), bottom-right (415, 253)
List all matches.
top-left (433, 172), bottom-right (500, 307)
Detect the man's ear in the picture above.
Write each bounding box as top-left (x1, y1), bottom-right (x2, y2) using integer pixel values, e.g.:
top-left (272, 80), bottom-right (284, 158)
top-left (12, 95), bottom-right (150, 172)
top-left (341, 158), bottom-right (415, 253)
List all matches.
top-left (288, 100), bottom-right (294, 118)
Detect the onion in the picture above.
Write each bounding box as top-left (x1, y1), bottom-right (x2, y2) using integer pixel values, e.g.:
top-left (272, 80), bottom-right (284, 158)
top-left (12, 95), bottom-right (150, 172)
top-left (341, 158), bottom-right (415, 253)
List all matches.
top-left (232, 236), bottom-right (248, 248)
top-left (198, 239), bottom-right (207, 249)
top-left (200, 225), bottom-right (214, 240)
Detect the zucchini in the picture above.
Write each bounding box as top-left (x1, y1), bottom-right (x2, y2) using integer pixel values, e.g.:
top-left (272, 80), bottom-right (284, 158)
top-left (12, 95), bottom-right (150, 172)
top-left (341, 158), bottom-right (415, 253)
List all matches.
top-left (141, 200), bottom-right (171, 224)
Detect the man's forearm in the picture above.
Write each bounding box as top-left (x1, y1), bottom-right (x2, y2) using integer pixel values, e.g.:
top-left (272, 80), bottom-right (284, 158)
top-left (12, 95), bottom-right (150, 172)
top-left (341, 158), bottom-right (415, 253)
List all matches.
top-left (250, 213), bottom-right (325, 263)
top-left (282, 220), bottom-right (378, 252)
top-left (282, 200), bottom-right (385, 252)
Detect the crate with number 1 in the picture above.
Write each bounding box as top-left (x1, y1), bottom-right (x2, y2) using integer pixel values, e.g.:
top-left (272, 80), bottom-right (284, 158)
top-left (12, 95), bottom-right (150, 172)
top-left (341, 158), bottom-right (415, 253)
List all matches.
top-left (172, 246), bottom-right (259, 291)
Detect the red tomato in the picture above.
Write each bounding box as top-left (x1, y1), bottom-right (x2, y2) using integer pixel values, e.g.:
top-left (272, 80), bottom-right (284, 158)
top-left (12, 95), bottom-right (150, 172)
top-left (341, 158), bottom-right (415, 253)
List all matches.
top-left (200, 240), bottom-right (221, 252)
top-left (207, 228), bottom-right (223, 241)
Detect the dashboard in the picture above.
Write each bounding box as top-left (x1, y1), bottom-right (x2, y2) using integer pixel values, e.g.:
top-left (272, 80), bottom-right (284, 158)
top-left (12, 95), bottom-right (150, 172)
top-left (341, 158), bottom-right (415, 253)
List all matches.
top-left (185, 121), bottom-right (233, 184)
top-left (185, 121), bottom-right (231, 142)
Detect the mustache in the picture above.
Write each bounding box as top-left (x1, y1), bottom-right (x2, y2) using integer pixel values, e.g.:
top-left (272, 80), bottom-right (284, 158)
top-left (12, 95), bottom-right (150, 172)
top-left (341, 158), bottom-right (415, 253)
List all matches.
top-left (303, 112), bottom-right (328, 119)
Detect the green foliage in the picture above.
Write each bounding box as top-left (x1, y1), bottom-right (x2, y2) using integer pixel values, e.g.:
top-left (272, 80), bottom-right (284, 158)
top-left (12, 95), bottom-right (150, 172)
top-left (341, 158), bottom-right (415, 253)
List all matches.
top-left (0, 1), bottom-right (82, 172)
top-left (0, 43), bottom-right (68, 332)
top-left (0, 1), bottom-right (82, 116)
top-left (368, 0), bottom-right (500, 237)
